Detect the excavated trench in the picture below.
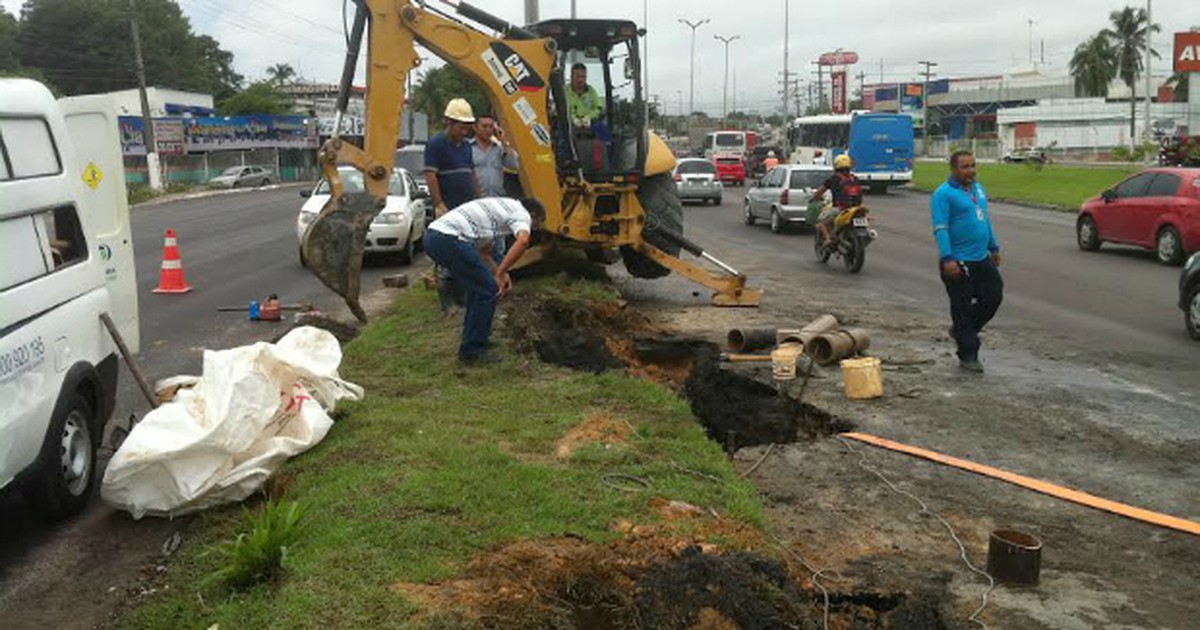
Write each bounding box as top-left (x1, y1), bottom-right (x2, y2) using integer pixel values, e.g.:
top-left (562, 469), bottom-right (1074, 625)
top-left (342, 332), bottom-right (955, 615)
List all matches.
top-left (504, 294), bottom-right (854, 450)
top-left (498, 293), bottom-right (953, 629)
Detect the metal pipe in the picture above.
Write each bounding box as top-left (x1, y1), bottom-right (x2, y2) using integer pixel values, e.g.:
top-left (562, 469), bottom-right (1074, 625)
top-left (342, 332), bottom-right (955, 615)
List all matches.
top-left (100, 313), bottom-right (158, 409)
top-left (699, 251), bottom-right (740, 277)
top-left (726, 329), bottom-right (777, 353)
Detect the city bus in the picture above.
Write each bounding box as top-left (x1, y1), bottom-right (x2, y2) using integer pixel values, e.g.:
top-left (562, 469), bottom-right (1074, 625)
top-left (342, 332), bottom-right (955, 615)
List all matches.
top-left (787, 112), bottom-right (913, 192)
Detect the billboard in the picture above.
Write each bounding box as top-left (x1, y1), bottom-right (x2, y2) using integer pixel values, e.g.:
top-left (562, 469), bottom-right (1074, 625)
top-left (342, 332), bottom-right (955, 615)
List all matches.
top-left (184, 116), bottom-right (318, 151)
top-left (831, 70), bottom-right (847, 114)
top-left (1175, 32), bottom-right (1200, 73)
top-left (818, 50), bottom-right (859, 66)
top-left (118, 117), bottom-right (186, 156)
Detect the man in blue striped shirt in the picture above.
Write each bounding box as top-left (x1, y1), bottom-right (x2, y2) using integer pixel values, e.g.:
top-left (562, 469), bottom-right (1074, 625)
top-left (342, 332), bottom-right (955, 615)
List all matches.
top-left (931, 150), bottom-right (1004, 373)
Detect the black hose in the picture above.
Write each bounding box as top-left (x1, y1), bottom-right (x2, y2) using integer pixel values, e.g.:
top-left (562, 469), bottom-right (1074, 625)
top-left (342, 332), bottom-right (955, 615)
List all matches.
top-left (456, 1), bottom-right (537, 40)
top-left (336, 1), bottom-right (368, 115)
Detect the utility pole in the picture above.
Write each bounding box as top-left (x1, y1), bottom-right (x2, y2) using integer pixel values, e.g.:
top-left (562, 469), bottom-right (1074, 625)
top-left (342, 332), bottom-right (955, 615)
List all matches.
top-left (919, 60), bottom-right (938, 156)
top-left (523, 0), bottom-right (537, 24)
top-left (128, 0), bottom-right (161, 190)
top-left (714, 34), bottom-right (739, 122)
top-left (676, 89), bottom-right (684, 117)
top-left (643, 0), bottom-right (649, 130)
top-left (677, 18), bottom-right (709, 118)
top-left (811, 62), bottom-right (825, 112)
top-left (807, 81), bottom-right (814, 114)
top-left (782, 0), bottom-right (790, 118)
top-left (1027, 18), bottom-right (1034, 66)
top-left (732, 69), bottom-right (737, 116)
top-left (1143, 0), bottom-right (1153, 142)
top-left (856, 71), bottom-right (866, 109)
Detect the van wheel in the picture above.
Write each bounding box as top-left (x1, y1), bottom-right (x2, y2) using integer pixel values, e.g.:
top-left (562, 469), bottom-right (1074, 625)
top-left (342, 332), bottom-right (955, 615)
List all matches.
top-left (1156, 226), bottom-right (1184, 266)
top-left (25, 392), bottom-right (96, 520)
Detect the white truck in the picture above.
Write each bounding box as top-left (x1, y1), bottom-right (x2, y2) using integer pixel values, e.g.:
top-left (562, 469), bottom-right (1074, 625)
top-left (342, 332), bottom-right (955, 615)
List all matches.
top-left (0, 79), bottom-right (139, 520)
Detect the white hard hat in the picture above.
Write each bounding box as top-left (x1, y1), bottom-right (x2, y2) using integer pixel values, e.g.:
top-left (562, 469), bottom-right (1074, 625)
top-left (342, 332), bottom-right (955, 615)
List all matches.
top-left (444, 98), bottom-right (476, 123)
top-left (768, 150), bottom-right (776, 157)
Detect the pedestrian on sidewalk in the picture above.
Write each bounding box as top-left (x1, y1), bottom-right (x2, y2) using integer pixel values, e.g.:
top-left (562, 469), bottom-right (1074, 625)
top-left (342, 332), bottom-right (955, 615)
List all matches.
top-left (471, 113), bottom-right (520, 263)
top-left (422, 197), bottom-right (544, 365)
top-left (424, 98), bottom-right (481, 312)
top-left (931, 150), bottom-right (1004, 373)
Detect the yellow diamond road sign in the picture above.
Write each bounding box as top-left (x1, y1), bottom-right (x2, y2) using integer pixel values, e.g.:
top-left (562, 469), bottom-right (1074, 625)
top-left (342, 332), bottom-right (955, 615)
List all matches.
top-left (82, 162), bottom-right (103, 190)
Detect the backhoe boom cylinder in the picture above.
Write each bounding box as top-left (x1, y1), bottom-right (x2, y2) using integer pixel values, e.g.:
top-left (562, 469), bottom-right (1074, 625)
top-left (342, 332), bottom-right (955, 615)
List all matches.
top-left (336, 2), bottom-right (368, 117)
top-left (453, 1), bottom-right (538, 39)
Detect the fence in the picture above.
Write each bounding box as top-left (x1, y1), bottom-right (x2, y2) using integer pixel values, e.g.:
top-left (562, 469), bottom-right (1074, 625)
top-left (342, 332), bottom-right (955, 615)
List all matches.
top-left (124, 148), bottom-right (321, 186)
top-left (917, 137), bottom-right (1001, 161)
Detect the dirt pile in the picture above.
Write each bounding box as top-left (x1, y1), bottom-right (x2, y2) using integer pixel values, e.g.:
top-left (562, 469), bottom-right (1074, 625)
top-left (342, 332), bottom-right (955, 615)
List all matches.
top-left (555, 413), bottom-right (633, 459)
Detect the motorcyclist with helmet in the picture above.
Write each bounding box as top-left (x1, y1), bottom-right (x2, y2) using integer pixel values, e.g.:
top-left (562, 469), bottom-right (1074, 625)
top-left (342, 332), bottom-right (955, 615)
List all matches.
top-left (811, 154), bottom-right (864, 252)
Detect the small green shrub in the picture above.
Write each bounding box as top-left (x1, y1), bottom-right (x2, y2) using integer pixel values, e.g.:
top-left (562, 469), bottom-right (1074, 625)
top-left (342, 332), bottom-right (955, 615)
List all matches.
top-left (1110, 145), bottom-right (1132, 162)
top-left (205, 499), bottom-right (307, 591)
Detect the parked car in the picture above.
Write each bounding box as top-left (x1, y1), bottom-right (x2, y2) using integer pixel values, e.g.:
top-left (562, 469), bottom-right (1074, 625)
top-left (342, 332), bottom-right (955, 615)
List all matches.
top-left (673, 158), bottom-right (723, 205)
top-left (297, 166), bottom-right (430, 264)
top-left (1180, 252), bottom-right (1200, 339)
top-left (713, 154), bottom-right (746, 187)
top-left (209, 165), bottom-right (275, 188)
top-left (1076, 167), bottom-right (1200, 265)
top-left (744, 164), bottom-right (832, 234)
top-left (1001, 147), bottom-right (1047, 164)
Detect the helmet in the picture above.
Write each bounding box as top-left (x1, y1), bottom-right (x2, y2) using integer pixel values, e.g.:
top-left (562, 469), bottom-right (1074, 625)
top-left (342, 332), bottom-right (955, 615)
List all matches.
top-left (443, 98), bottom-right (476, 123)
top-left (767, 150), bottom-right (776, 157)
top-left (834, 154), bottom-right (853, 170)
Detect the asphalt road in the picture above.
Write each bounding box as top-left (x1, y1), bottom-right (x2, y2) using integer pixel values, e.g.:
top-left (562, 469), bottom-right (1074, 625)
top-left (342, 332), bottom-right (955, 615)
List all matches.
top-left (0, 185), bottom-right (421, 629)
top-left (677, 187), bottom-right (1194, 380)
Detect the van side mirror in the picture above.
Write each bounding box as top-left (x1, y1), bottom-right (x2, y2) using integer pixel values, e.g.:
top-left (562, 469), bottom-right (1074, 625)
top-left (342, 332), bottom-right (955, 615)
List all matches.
top-left (300, 189), bottom-right (312, 198)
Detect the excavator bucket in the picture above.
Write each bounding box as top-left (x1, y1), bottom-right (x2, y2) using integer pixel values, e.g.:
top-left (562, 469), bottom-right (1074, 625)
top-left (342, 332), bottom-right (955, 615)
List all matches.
top-left (300, 192), bottom-right (381, 322)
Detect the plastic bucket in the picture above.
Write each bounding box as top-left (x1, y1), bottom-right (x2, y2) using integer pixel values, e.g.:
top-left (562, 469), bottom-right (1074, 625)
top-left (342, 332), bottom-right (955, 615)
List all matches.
top-left (840, 357), bottom-right (883, 399)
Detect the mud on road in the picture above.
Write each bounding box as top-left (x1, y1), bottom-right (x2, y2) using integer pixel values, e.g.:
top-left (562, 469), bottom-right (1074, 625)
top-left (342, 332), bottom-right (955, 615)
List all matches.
top-left (512, 253), bottom-right (1198, 629)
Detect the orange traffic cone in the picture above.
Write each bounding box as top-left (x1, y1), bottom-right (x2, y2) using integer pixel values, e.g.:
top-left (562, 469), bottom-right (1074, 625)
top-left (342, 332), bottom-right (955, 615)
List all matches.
top-left (152, 228), bottom-right (192, 294)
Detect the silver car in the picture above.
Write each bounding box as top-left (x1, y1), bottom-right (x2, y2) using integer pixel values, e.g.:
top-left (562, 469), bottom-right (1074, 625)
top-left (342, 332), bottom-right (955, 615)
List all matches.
top-left (674, 158), bottom-right (723, 205)
top-left (744, 164), bottom-right (832, 233)
top-left (208, 165), bottom-right (275, 188)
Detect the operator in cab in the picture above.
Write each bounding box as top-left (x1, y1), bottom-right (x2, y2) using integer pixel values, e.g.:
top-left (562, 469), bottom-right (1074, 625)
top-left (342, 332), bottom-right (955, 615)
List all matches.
top-left (811, 154), bottom-right (863, 252)
top-left (566, 63), bottom-right (604, 131)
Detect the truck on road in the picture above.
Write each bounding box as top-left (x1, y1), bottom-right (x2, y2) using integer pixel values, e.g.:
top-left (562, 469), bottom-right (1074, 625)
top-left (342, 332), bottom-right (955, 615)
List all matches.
top-left (0, 79), bottom-right (139, 520)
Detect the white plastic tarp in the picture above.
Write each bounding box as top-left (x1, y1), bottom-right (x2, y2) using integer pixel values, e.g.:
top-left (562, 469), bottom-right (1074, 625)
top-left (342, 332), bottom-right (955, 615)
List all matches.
top-left (102, 327), bottom-right (363, 519)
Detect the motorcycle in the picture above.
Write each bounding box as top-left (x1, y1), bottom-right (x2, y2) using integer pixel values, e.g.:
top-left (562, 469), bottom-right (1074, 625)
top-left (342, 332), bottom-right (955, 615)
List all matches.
top-left (813, 204), bottom-right (876, 274)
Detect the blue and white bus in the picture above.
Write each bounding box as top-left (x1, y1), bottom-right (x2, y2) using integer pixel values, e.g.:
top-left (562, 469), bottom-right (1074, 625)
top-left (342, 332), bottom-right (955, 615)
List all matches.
top-left (787, 112), bottom-right (913, 192)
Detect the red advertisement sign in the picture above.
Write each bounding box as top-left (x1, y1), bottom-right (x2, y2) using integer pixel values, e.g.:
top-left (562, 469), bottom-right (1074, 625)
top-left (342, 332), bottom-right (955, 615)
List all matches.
top-left (818, 51), bottom-right (859, 66)
top-left (1175, 32), bottom-right (1200, 73)
top-left (831, 71), bottom-right (847, 114)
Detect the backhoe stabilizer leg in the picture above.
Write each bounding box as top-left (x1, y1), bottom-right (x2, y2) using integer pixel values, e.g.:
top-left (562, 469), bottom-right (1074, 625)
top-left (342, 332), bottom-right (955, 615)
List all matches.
top-left (301, 192), bottom-right (380, 323)
top-left (634, 242), bottom-right (762, 307)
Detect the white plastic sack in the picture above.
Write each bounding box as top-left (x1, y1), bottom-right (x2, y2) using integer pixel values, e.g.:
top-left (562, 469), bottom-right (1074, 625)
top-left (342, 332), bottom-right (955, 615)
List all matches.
top-left (102, 326), bottom-right (364, 518)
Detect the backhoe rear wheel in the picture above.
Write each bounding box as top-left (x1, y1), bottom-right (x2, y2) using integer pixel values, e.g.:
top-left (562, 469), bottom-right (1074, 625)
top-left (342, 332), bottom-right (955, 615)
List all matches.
top-left (621, 173), bottom-right (683, 279)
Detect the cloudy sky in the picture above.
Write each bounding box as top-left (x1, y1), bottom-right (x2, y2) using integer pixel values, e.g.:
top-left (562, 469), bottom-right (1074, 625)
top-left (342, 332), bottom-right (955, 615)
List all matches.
top-left (3, 0), bottom-right (1196, 113)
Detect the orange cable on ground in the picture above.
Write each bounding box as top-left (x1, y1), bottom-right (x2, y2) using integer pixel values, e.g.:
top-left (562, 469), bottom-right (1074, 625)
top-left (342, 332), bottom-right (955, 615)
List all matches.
top-left (840, 431), bottom-right (1200, 537)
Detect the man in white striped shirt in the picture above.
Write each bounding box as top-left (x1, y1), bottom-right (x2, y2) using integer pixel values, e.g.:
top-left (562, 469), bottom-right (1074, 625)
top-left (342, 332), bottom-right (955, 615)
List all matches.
top-left (423, 197), bottom-right (545, 364)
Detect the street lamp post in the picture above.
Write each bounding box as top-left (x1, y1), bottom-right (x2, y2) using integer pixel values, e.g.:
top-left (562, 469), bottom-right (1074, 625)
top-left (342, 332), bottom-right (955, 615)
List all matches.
top-left (677, 17), bottom-right (709, 118)
top-left (714, 34), bottom-right (740, 122)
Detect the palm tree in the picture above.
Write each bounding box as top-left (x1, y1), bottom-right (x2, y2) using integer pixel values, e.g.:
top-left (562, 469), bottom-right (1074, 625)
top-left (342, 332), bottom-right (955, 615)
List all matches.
top-left (1069, 34), bottom-right (1118, 98)
top-left (1101, 7), bottom-right (1159, 145)
top-left (266, 63), bottom-right (297, 86)
top-left (1167, 72), bottom-right (1189, 103)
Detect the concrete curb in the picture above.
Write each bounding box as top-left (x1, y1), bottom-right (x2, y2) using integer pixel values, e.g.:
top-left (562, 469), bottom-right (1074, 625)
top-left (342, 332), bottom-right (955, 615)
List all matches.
top-left (132, 182), bottom-right (308, 209)
top-left (900, 186), bottom-right (1075, 214)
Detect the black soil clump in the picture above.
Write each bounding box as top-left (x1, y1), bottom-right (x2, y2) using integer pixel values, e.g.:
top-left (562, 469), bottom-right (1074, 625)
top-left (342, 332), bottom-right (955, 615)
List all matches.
top-left (635, 547), bottom-right (819, 630)
top-left (272, 314), bottom-right (360, 345)
top-left (508, 298), bottom-right (625, 373)
top-left (684, 357), bottom-right (803, 448)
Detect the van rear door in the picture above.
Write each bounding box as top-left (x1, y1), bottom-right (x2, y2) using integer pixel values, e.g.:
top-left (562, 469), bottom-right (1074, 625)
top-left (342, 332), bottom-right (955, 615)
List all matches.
top-left (58, 96), bottom-right (139, 353)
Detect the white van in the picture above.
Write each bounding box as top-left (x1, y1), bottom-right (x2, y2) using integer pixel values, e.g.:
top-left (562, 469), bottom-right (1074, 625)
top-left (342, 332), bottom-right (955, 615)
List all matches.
top-left (0, 79), bottom-right (138, 520)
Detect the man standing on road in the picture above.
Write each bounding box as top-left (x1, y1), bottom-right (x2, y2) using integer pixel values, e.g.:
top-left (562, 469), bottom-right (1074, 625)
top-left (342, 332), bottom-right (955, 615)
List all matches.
top-left (471, 113), bottom-right (520, 263)
top-left (425, 98), bottom-right (481, 311)
top-left (422, 197), bottom-right (544, 365)
top-left (931, 150), bottom-right (1004, 373)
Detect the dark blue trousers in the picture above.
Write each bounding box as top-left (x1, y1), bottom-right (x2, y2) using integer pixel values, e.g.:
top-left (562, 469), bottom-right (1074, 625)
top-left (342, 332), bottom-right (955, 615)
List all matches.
top-left (941, 258), bottom-right (1004, 362)
top-left (424, 230), bottom-right (498, 360)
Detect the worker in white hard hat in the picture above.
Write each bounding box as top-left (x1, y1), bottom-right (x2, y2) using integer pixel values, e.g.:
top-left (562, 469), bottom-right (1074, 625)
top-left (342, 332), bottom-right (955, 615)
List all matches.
top-left (762, 149), bottom-right (780, 171)
top-left (425, 97), bottom-right (482, 312)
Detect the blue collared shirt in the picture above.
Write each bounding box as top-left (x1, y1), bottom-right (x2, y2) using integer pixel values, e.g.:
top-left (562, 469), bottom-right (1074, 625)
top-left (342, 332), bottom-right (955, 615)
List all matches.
top-left (424, 132), bottom-right (476, 209)
top-left (931, 177), bottom-right (1000, 263)
top-left (471, 138), bottom-right (519, 198)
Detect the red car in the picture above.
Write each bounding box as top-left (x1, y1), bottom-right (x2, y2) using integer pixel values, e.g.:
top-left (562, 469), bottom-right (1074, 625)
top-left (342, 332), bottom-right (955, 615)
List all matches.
top-left (1077, 168), bottom-right (1200, 265)
top-left (713, 154), bottom-right (746, 187)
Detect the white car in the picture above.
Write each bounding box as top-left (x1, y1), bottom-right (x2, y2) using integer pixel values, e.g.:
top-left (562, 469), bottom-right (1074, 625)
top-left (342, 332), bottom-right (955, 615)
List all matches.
top-left (297, 166), bottom-right (430, 264)
top-left (209, 165), bottom-right (275, 188)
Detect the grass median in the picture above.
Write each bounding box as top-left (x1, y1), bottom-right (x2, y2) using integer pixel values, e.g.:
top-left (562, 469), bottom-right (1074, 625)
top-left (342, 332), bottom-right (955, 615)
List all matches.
top-left (117, 274), bottom-right (767, 629)
top-left (911, 161), bottom-right (1138, 210)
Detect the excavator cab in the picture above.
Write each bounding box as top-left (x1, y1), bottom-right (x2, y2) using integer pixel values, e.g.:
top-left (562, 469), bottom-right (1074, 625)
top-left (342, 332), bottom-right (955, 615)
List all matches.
top-left (529, 20), bottom-right (648, 183)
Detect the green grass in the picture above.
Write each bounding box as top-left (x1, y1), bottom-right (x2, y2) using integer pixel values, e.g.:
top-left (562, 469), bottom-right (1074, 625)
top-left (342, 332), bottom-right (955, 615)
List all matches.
top-left (911, 161), bottom-right (1138, 210)
top-left (118, 282), bottom-right (765, 629)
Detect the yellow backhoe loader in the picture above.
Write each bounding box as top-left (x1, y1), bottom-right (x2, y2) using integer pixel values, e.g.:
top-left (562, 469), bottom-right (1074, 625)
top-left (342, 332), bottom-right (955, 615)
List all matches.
top-left (301, 0), bottom-right (762, 321)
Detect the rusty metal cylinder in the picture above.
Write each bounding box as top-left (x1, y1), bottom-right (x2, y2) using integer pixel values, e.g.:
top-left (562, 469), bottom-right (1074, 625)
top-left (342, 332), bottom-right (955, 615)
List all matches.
top-left (987, 529), bottom-right (1042, 586)
top-left (809, 328), bottom-right (872, 366)
top-left (726, 328), bottom-right (778, 353)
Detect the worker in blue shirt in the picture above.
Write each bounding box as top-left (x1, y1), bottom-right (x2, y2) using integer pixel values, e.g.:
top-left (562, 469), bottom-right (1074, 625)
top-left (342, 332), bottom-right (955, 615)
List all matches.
top-left (931, 150), bottom-right (1004, 373)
